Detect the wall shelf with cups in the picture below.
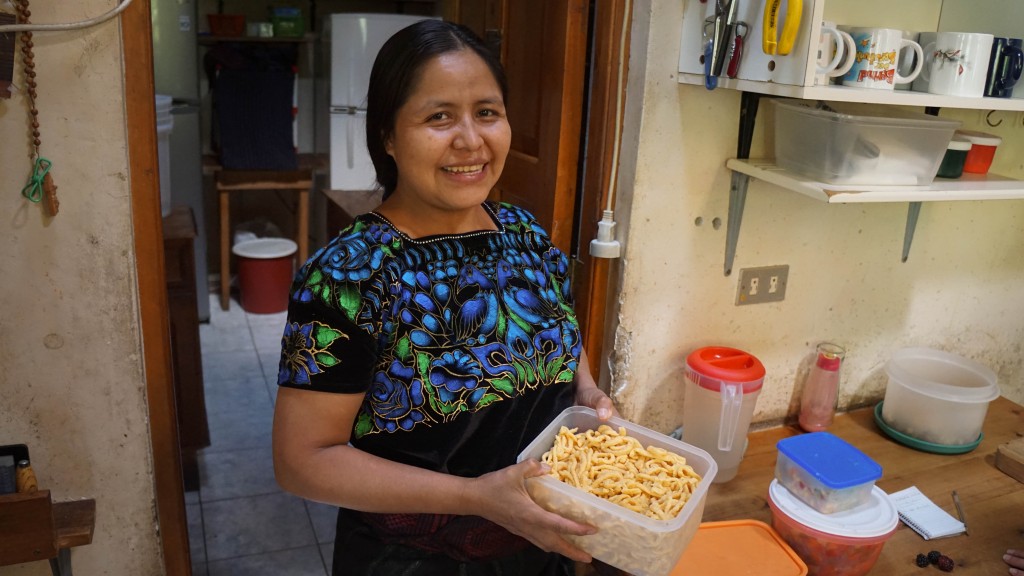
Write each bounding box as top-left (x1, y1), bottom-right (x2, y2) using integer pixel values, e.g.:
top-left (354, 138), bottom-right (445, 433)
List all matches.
top-left (677, 0), bottom-right (1024, 274)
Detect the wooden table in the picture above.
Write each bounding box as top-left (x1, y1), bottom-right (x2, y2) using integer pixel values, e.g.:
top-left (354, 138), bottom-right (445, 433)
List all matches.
top-left (583, 397), bottom-right (1024, 575)
top-left (703, 397), bottom-right (1024, 574)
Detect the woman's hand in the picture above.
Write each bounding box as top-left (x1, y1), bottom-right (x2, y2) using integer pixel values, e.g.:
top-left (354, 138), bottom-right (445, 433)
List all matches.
top-left (466, 459), bottom-right (595, 563)
top-left (1006, 549), bottom-right (1024, 575)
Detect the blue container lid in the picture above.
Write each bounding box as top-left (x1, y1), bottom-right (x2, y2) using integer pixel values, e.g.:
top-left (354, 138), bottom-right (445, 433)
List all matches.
top-left (777, 432), bottom-right (882, 489)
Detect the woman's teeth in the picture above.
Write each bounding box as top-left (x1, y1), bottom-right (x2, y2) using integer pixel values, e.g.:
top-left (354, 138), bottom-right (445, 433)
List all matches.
top-left (444, 164), bottom-right (484, 174)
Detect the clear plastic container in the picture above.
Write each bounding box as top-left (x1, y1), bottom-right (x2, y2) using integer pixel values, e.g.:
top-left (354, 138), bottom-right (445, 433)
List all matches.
top-left (775, 432), bottom-right (882, 514)
top-left (768, 480), bottom-right (897, 576)
top-left (773, 100), bottom-right (961, 185)
top-left (882, 347), bottom-right (1000, 446)
top-left (518, 406), bottom-right (717, 576)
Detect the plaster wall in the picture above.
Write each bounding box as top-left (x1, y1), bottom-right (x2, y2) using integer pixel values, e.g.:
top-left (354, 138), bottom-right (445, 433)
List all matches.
top-left (608, 0), bottom-right (1024, 435)
top-left (0, 0), bottom-right (162, 573)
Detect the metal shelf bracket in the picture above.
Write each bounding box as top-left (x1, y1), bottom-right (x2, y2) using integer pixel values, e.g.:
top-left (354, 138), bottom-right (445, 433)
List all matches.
top-left (724, 91), bottom-right (761, 276)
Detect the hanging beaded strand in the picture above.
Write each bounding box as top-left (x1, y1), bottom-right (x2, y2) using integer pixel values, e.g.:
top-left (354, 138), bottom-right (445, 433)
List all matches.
top-left (15, 0), bottom-right (58, 216)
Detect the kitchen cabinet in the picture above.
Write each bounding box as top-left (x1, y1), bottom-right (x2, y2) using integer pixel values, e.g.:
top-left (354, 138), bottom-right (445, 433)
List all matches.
top-left (676, 0), bottom-right (1024, 274)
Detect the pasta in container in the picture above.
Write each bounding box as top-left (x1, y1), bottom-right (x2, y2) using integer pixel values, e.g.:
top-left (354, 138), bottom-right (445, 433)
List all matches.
top-left (517, 406), bottom-right (718, 576)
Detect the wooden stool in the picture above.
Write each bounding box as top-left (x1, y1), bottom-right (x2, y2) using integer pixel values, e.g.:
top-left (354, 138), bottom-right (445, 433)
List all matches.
top-left (215, 169), bottom-right (311, 311)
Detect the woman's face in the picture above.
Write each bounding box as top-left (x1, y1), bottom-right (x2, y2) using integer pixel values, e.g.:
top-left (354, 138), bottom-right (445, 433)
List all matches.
top-left (385, 49), bottom-right (511, 213)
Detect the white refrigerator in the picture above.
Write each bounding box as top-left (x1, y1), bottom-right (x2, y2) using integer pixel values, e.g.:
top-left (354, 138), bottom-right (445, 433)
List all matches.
top-left (328, 13), bottom-right (436, 191)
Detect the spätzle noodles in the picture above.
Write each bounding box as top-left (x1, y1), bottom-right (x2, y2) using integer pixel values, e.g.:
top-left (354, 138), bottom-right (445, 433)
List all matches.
top-left (517, 406), bottom-right (718, 576)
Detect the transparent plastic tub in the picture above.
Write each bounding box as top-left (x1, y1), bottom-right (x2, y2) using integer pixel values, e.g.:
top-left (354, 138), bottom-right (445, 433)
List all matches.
top-left (882, 347), bottom-right (1000, 446)
top-left (775, 432), bottom-right (882, 514)
top-left (517, 406), bottom-right (717, 576)
top-left (773, 100), bottom-right (961, 185)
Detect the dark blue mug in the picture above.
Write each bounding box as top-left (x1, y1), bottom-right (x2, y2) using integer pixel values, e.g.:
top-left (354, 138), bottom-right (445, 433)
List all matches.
top-left (984, 37), bottom-right (1024, 98)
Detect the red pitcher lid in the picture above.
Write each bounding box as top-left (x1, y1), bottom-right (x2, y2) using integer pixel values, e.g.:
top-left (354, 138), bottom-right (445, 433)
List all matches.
top-left (686, 347), bottom-right (766, 382)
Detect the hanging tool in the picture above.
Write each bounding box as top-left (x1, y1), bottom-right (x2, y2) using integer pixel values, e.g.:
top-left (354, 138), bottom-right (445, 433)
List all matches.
top-left (762, 0), bottom-right (802, 56)
top-left (710, 0), bottom-right (741, 77)
top-left (704, 0), bottom-right (747, 89)
top-left (727, 23), bottom-right (749, 78)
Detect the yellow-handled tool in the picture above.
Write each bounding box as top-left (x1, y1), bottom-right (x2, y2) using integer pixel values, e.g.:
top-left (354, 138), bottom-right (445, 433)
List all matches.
top-left (762, 0), bottom-right (802, 55)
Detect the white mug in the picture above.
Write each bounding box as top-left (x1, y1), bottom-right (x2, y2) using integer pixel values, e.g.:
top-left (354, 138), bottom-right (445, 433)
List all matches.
top-left (895, 30), bottom-right (919, 90)
top-left (922, 32), bottom-right (995, 97)
top-left (815, 22), bottom-right (856, 85)
top-left (841, 27), bottom-right (924, 90)
top-left (911, 32), bottom-right (937, 93)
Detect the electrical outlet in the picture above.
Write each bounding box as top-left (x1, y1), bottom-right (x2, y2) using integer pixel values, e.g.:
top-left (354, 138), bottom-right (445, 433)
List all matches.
top-left (736, 265), bottom-right (789, 305)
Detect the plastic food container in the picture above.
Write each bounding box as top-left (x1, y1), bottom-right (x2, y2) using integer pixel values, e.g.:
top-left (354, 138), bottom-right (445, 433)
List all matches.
top-left (518, 406), bottom-right (718, 576)
top-left (673, 520), bottom-right (807, 575)
top-left (768, 479), bottom-right (898, 576)
top-left (773, 100), bottom-right (961, 185)
top-left (935, 137), bottom-right (972, 179)
top-left (957, 130), bottom-right (1003, 174)
top-left (775, 432), bottom-right (882, 514)
top-left (883, 347), bottom-right (1000, 446)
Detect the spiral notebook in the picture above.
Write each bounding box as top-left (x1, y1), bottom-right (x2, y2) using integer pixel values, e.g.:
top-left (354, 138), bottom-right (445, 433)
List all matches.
top-left (890, 486), bottom-right (966, 540)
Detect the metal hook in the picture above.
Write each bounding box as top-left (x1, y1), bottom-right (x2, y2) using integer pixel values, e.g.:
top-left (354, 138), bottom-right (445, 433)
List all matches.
top-left (986, 110), bottom-right (1002, 128)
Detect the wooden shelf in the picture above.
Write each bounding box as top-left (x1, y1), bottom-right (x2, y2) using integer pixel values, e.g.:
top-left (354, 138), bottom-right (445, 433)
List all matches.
top-left (727, 159), bottom-right (1024, 203)
top-left (678, 75), bottom-right (1024, 112)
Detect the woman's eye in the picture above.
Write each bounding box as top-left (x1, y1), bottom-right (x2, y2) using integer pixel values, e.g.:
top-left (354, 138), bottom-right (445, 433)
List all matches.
top-left (428, 112), bottom-right (448, 121)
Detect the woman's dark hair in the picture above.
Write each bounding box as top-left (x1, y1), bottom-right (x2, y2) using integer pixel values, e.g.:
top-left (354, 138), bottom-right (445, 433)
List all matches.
top-left (366, 19), bottom-right (508, 200)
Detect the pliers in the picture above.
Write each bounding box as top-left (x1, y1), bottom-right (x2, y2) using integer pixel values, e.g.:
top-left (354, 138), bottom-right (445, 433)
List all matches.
top-left (762, 0), bottom-right (802, 56)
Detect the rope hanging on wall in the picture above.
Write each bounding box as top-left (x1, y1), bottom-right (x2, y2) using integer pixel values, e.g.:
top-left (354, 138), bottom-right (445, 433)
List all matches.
top-left (14, 0), bottom-right (58, 216)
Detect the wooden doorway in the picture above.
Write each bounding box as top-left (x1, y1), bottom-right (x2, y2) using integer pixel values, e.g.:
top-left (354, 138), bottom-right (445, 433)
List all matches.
top-left (452, 0), bottom-right (630, 378)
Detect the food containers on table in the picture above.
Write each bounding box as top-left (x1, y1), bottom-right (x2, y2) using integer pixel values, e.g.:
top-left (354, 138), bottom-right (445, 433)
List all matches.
top-left (518, 406), bottom-right (717, 576)
top-left (935, 137), bottom-right (972, 178)
top-left (882, 347), bottom-right (1000, 446)
top-left (775, 432), bottom-right (882, 514)
top-left (772, 100), bottom-right (961, 185)
top-left (673, 520), bottom-right (808, 575)
top-left (957, 129), bottom-right (1003, 174)
top-left (768, 479), bottom-right (898, 576)
top-left (683, 346), bottom-right (765, 483)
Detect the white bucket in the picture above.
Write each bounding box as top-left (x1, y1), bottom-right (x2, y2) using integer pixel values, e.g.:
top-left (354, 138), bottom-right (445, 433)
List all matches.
top-left (155, 94), bottom-right (174, 217)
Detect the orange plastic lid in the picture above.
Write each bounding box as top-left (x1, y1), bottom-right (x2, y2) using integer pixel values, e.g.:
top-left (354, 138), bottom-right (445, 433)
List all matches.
top-left (672, 520), bottom-right (808, 576)
top-left (686, 347), bottom-right (766, 385)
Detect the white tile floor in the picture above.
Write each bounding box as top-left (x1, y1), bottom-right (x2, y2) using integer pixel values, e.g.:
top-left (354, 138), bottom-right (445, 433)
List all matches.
top-left (189, 294), bottom-right (335, 576)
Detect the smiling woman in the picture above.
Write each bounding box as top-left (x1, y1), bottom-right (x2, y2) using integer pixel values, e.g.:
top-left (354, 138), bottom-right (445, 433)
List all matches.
top-left (271, 19), bottom-right (616, 576)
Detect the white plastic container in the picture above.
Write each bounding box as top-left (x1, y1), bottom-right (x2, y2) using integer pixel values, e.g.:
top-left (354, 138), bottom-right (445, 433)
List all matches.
top-left (883, 348), bottom-right (1000, 446)
top-left (155, 94), bottom-right (174, 217)
top-left (775, 432), bottom-right (882, 514)
top-left (518, 406), bottom-right (717, 576)
top-left (773, 100), bottom-right (961, 185)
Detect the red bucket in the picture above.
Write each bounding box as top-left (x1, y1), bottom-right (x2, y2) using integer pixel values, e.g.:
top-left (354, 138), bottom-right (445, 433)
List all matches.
top-left (232, 238), bottom-right (296, 314)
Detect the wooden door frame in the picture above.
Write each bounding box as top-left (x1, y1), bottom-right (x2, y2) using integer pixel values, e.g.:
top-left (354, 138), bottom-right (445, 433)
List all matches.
top-left (572, 0), bottom-right (631, 380)
top-left (123, 0), bottom-right (192, 573)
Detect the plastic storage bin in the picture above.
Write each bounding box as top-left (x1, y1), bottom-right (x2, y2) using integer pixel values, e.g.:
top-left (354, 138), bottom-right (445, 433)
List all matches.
top-left (768, 479), bottom-right (898, 576)
top-left (518, 406), bottom-right (717, 576)
top-left (957, 130), bottom-right (1002, 174)
top-left (773, 100), bottom-right (961, 185)
top-left (882, 347), bottom-right (1000, 446)
top-left (672, 520), bottom-right (807, 575)
top-left (775, 432), bottom-right (882, 514)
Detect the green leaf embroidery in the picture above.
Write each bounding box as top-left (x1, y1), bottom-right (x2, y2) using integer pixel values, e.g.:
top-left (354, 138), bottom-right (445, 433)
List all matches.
top-left (313, 324), bottom-right (347, 348)
top-left (314, 352), bottom-right (340, 368)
